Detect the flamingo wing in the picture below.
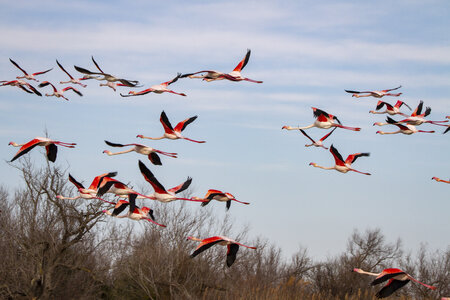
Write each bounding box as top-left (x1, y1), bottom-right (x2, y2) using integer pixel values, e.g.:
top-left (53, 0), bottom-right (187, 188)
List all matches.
top-left (299, 129), bottom-right (316, 144)
top-left (174, 116), bottom-right (198, 132)
top-left (104, 140), bottom-right (126, 147)
top-left (120, 88), bottom-right (154, 97)
top-left (319, 127), bottom-right (337, 142)
top-left (56, 59), bottom-right (74, 79)
top-left (25, 83), bottom-right (42, 96)
top-left (345, 89), bottom-right (361, 94)
top-left (88, 172), bottom-right (117, 190)
top-left (375, 101), bottom-right (388, 111)
top-left (62, 86), bottom-right (83, 96)
top-left (148, 152), bottom-right (162, 165)
top-left (45, 143), bottom-right (58, 162)
top-left (395, 100), bottom-right (411, 110)
top-left (160, 111), bottom-right (174, 133)
top-left (9, 58), bottom-right (28, 75)
top-left (312, 107), bottom-right (331, 120)
top-left (345, 152), bottom-right (370, 165)
top-left (386, 116), bottom-right (410, 131)
top-left (97, 177), bottom-right (122, 196)
top-left (91, 56), bottom-right (105, 74)
top-left (372, 269), bottom-right (406, 285)
top-left (165, 73), bottom-right (182, 86)
top-left (329, 144), bottom-right (345, 166)
top-left (68, 174), bottom-right (85, 190)
top-left (32, 68), bottom-right (53, 76)
top-left (39, 81), bottom-right (57, 92)
top-left (74, 65), bottom-right (102, 76)
top-left (411, 100), bottom-right (424, 116)
top-left (190, 236), bottom-right (224, 257)
top-left (382, 85), bottom-right (402, 92)
top-left (10, 138), bottom-right (44, 162)
top-left (118, 78), bottom-right (139, 87)
top-left (128, 193), bottom-right (137, 216)
top-left (376, 279), bottom-right (409, 298)
top-left (168, 177), bottom-right (192, 194)
top-left (138, 160), bottom-right (167, 193)
top-left (112, 200), bottom-right (129, 216)
top-left (226, 244), bottom-right (239, 267)
top-left (16, 84), bottom-right (33, 94)
top-left (232, 49), bottom-right (251, 72)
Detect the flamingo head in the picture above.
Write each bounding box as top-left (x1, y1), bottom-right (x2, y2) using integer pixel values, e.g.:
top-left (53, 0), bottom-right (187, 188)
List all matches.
top-left (186, 236), bottom-right (194, 241)
top-left (373, 122), bottom-right (383, 126)
top-left (369, 110), bottom-right (375, 114)
top-left (128, 91), bottom-right (137, 95)
top-left (281, 125), bottom-right (290, 130)
top-left (8, 141), bottom-right (16, 146)
top-left (431, 177), bottom-right (438, 181)
top-left (375, 131), bottom-right (382, 134)
top-left (352, 268), bottom-right (362, 273)
top-left (352, 94), bottom-right (359, 98)
top-left (103, 150), bottom-right (111, 155)
top-left (309, 162), bottom-right (317, 167)
top-left (56, 195), bottom-right (63, 199)
top-left (136, 134), bottom-right (144, 138)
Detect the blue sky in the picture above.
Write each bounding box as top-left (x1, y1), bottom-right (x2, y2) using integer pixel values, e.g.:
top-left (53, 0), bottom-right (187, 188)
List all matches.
top-left (1, 0), bottom-right (449, 260)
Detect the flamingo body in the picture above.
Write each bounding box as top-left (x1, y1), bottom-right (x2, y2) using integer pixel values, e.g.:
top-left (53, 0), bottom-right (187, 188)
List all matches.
top-left (9, 137), bottom-right (76, 162)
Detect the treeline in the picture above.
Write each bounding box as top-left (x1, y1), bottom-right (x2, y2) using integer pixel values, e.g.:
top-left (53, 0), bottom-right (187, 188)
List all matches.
top-left (0, 160), bottom-right (448, 299)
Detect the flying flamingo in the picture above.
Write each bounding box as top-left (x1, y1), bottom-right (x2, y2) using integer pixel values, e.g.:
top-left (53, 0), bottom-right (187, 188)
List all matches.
top-left (299, 127), bottom-right (336, 149)
top-left (181, 49), bottom-right (262, 83)
top-left (375, 117), bottom-right (435, 135)
top-left (9, 58), bottom-right (52, 82)
top-left (103, 196), bottom-right (166, 227)
top-left (96, 176), bottom-right (153, 200)
top-left (394, 101), bottom-right (449, 127)
top-left (191, 189), bottom-right (250, 210)
top-left (282, 107), bottom-right (361, 131)
top-left (0, 79), bottom-right (42, 96)
top-left (369, 100), bottom-right (411, 116)
top-left (103, 140), bottom-right (177, 165)
top-left (38, 81), bottom-right (83, 101)
top-left (56, 59), bottom-right (90, 88)
top-left (56, 173), bottom-right (115, 204)
top-left (138, 160), bottom-right (204, 203)
top-left (353, 268), bottom-right (436, 298)
top-left (137, 111), bottom-right (206, 143)
top-left (120, 73), bottom-right (186, 97)
top-left (309, 144), bottom-right (371, 175)
top-left (345, 85), bottom-right (402, 98)
top-left (431, 177), bottom-right (450, 184)
top-left (187, 236), bottom-right (257, 267)
top-left (9, 137), bottom-right (76, 162)
top-left (74, 56), bottom-right (139, 87)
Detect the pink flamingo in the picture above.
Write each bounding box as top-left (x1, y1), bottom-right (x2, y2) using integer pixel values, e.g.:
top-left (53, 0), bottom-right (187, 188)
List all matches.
top-left (299, 127), bottom-right (336, 149)
top-left (395, 101), bottom-right (448, 127)
top-left (345, 85), bottom-right (402, 98)
top-left (9, 58), bottom-right (52, 82)
top-left (369, 100), bottom-right (411, 116)
top-left (353, 267), bottom-right (436, 298)
top-left (191, 189), bottom-right (250, 210)
top-left (375, 117), bottom-right (435, 135)
top-left (0, 79), bottom-right (42, 96)
top-left (57, 173), bottom-right (115, 204)
top-left (138, 160), bottom-right (204, 203)
top-left (9, 137), bottom-right (76, 162)
top-left (103, 196), bottom-right (166, 227)
top-left (309, 144), bottom-right (371, 175)
top-left (282, 107), bottom-right (361, 131)
top-left (181, 49), bottom-right (262, 83)
top-left (187, 236), bottom-right (256, 267)
top-left (103, 140), bottom-right (177, 165)
top-left (56, 59), bottom-right (90, 88)
top-left (431, 177), bottom-right (450, 184)
top-left (38, 81), bottom-right (83, 101)
top-left (137, 111), bottom-right (205, 143)
top-left (120, 73), bottom-right (186, 97)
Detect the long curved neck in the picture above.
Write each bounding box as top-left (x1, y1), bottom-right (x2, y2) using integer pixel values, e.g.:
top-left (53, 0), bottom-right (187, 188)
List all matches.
top-left (106, 149), bottom-right (134, 155)
top-left (283, 124), bottom-right (314, 130)
top-left (311, 164), bottom-right (335, 170)
top-left (188, 236), bottom-right (203, 242)
top-left (353, 268), bottom-right (379, 277)
top-left (377, 130), bottom-right (401, 135)
top-left (141, 136), bottom-right (165, 140)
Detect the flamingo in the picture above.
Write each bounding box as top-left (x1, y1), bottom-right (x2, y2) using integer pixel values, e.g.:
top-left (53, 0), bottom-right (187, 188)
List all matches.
top-left (299, 127), bottom-right (336, 149)
top-left (345, 85), bottom-right (402, 98)
top-left (56, 173), bottom-right (115, 204)
top-left (74, 56), bottom-right (139, 87)
top-left (369, 100), bottom-right (411, 116)
top-left (0, 79), bottom-right (42, 96)
top-left (375, 117), bottom-right (435, 135)
top-left (103, 140), bottom-right (177, 165)
top-left (9, 137), bottom-right (76, 162)
top-left (96, 176), bottom-right (153, 200)
top-left (181, 49), bottom-right (262, 83)
top-left (103, 196), bottom-right (166, 227)
top-left (187, 236), bottom-right (256, 267)
top-left (309, 144), bottom-right (371, 175)
top-left (120, 73), bottom-right (186, 97)
top-left (394, 101), bottom-right (449, 127)
top-left (38, 81), bottom-right (83, 101)
top-left (431, 177), bottom-right (450, 184)
top-left (353, 268), bottom-right (436, 298)
top-left (138, 160), bottom-right (204, 203)
top-left (137, 111), bottom-right (206, 143)
top-left (282, 107), bottom-right (361, 131)
top-left (191, 189), bottom-right (250, 210)
top-left (56, 59), bottom-right (90, 88)
top-left (9, 58), bottom-right (52, 82)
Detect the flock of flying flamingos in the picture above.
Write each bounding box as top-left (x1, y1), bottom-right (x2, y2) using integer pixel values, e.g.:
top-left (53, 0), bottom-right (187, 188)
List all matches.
top-left (2, 49), bottom-right (448, 298)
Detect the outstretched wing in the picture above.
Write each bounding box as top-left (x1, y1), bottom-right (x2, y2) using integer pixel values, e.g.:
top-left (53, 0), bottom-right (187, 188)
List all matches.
top-left (190, 237), bottom-right (224, 258)
top-left (226, 243), bottom-right (239, 267)
top-left (9, 58), bottom-right (28, 75)
top-left (160, 111), bottom-right (174, 133)
top-left (329, 144), bottom-right (345, 166)
top-left (168, 177), bottom-right (192, 194)
top-left (174, 116), bottom-right (198, 132)
top-left (138, 160), bottom-right (166, 193)
top-left (233, 49), bottom-right (251, 72)
top-left (10, 138), bottom-right (43, 162)
top-left (345, 152), bottom-right (370, 165)
top-left (375, 279), bottom-right (409, 298)
top-left (45, 144), bottom-right (58, 162)
top-left (68, 174), bottom-right (85, 190)
top-left (56, 59), bottom-right (74, 79)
